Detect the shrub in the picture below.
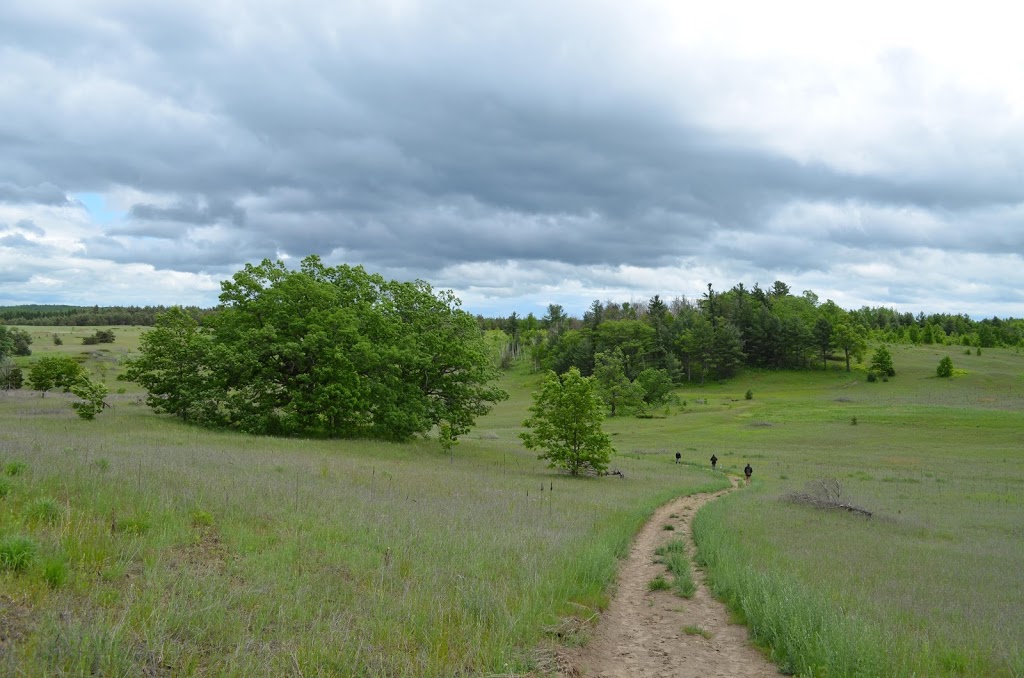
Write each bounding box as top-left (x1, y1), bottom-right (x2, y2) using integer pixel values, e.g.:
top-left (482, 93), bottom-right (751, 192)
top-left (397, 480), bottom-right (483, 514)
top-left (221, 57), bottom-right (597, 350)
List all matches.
top-left (937, 356), bottom-right (954, 378)
top-left (745, 389), bottom-right (753, 400)
top-left (0, 535), bottom-right (37, 572)
top-left (866, 372), bottom-right (877, 383)
top-left (52, 334), bottom-right (63, 346)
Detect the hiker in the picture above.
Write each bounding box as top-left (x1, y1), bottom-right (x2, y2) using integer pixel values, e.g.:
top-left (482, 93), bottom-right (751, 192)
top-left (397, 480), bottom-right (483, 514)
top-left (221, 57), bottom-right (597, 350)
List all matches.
top-left (675, 452), bottom-right (681, 464)
top-left (744, 463), bottom-right (753, 484)
top-left (710, 454), bottom-right (718, 470)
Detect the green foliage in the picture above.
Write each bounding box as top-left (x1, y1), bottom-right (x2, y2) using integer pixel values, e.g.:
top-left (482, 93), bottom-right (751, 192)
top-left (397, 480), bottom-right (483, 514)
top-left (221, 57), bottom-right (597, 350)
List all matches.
top-left (190, 509), bottom-right (215, 528)
top-left (635, 367), bottom-right (674, 408)
top-left (937, 356), bottom-right (955, 378)
top-left (0, 535), bottom-right (37, 572)
top-left (70, 376), bottom-right (110, 420)
top-left (43, 556), bottom-right (69, 588)
top-left (683, 624), bottom-right (713, 639)
top-left (648, 575), bottom-right (671, 591)
top-left (5, 460), bottom-right (28, 476)
top-left (745, 389), bottom-right (754, 400)
top-left (52, 333), bottom-right (63, 346)
top-left (870, 345), bottom-right (896, 376)
top-left (0, 357), bottom-right (23, 390)
top-left (28, 355), bottom-right (85, 394)
top-left (82, 328), bottom-right (116, 345)
top-left (124, 257), bottom-right (507, 440)
top-left (520, 368), bottom-right (614, 475)
top-left (592, 348), bottom-right (644, 417)
top-left (0, 325), bottom-right (33, 357)
top-left (866, 371), bottom-right (878, 383)
top-left (25, 497), bottom-right (63, 525)
top-left (0, 476), bottom-right (10, 498)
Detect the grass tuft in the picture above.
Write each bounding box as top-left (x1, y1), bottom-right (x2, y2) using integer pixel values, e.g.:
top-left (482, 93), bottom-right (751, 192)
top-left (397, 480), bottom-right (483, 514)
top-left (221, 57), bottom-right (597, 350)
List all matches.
top-left (5, 460), bottom-right (28, 476)
top-left (683, 624), bottom-right (713, 639)
top-left (0, 535), bottom-right (38, 572)
top-left (648, 575), bottom-right (671, 591)
top-left (25, 497), bottom-right (64, 525)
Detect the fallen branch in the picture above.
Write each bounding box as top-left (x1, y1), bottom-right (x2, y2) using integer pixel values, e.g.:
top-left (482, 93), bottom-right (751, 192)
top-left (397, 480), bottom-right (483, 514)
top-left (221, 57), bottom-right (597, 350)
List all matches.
top-left (783, 477), bottom-right (873, 517)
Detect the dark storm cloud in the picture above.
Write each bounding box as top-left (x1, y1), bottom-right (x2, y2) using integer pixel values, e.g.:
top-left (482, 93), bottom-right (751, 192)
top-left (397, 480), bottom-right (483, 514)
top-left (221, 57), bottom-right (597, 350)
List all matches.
top-left (1, 1), bottom-right (1022, 315)
top-left (0, 182), bottom-right (69, 206)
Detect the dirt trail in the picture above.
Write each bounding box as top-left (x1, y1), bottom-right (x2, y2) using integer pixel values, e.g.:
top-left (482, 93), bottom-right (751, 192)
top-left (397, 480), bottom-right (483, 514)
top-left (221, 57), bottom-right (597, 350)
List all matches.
top-left (554, 477), bottom-right (778, 678)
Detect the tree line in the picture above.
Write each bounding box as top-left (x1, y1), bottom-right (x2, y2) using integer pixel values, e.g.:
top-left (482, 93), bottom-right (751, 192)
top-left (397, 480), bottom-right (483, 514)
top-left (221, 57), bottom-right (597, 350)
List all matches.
top-left (478, 281), bottom-right (1024, 390)
top-left (0, 305), bottom-right (209, 326)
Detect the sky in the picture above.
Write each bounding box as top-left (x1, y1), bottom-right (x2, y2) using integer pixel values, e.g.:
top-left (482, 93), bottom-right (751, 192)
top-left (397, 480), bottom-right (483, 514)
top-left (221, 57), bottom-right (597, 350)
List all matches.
top-left (1, 1), bottom-right (1023, 320)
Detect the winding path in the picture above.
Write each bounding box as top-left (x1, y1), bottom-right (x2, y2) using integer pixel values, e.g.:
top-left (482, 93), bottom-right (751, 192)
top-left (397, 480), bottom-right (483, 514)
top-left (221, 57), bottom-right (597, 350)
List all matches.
top-left (554, 477), bottom-right (778, 677)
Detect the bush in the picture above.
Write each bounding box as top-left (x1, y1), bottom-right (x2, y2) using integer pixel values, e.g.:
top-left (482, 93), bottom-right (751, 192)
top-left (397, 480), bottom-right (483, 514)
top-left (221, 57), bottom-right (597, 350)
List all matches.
top-left (745, 389), bottom-right (753, 400)
top-left (937, 356), bottom-right (954, 378)
top-left (866, 372), bottom-right (877, 383)
top-left (52, 334), bottom-right (63, 346)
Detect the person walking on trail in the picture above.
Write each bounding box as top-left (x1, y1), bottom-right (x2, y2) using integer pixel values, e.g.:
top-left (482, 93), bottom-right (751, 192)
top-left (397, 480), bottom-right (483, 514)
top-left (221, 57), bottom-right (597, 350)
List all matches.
top-left (675, 452), bottom-right (681, 464)
top-left (710, 454), bottom-right (718, 470)
top-left (744, 463), bottom-right (753, 484)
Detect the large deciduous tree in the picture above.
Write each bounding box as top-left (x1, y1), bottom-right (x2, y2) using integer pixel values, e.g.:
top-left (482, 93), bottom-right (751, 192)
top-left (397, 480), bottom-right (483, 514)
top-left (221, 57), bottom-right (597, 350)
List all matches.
top-left (125, 256), bottom-right (507, 441)
top-left (520, 368), bottom-right (614, 476)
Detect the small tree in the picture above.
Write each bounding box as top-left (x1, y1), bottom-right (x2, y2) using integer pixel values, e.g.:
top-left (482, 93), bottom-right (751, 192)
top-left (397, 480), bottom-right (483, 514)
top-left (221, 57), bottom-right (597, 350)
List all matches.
top-left (0, 358), bottom-right (23, 390)
top-left (936, 356), bottom-right (954, 378)
top-left (70, 377), bottom-right (110, 420)
top-left (28, 356), bottom-right (85, 396)
top-left (520, 368), bottom-right (614, 476)
top-left (869, 346), bottom-right (895, 377)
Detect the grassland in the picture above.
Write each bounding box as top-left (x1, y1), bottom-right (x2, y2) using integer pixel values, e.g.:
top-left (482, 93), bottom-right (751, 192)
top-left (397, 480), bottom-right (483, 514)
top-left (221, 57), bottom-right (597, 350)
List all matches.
top-left (0, 327), bottom-right (726, 676)
top-left (2, 329), bottom-right (1023, 675)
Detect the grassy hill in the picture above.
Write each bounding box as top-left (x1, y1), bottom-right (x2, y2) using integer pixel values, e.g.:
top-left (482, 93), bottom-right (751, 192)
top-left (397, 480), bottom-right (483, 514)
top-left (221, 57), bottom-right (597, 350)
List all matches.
top-left (1, 333), bottom-right (1022, 675)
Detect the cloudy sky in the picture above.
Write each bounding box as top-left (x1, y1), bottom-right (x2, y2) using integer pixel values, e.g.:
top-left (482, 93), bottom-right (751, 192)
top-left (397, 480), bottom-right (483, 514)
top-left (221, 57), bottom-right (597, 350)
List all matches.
top-left (2, 1), bottom-right (1022, 319)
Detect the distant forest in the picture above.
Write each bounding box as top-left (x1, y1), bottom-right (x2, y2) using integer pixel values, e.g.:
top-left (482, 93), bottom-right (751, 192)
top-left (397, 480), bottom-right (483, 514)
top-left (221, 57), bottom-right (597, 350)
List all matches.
top-left (474, 281), bottom-right (1024, 383)
top-left (0, 305), bottom-right (212, 326)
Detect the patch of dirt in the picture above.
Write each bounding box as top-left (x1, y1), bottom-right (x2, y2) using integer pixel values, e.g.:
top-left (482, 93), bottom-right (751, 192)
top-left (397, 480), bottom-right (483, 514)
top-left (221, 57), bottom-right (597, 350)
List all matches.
top-left (0, 594), bottom-right (34, 654)
top-left (553, 478), bottom-right (779, 677)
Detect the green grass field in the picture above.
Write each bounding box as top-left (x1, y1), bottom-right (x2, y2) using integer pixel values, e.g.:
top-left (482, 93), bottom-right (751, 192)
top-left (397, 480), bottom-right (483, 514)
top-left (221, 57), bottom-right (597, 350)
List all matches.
top-left (2, 330), bottom-right (1022, 675)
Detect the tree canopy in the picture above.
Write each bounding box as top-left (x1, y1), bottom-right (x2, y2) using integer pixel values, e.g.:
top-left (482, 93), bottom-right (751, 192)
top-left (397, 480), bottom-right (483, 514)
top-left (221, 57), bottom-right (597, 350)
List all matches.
top-left (124, 256), bottom-right (507, 441)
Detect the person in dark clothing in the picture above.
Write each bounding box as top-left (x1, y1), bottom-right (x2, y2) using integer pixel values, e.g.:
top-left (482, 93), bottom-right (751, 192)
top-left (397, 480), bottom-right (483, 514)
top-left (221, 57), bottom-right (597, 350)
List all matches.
top-left (675, 452), bottom-right (681, 464)
top-left (710, 454), bottom-right (718, 470)
top-left (744, 463), bottom-right (753, 484)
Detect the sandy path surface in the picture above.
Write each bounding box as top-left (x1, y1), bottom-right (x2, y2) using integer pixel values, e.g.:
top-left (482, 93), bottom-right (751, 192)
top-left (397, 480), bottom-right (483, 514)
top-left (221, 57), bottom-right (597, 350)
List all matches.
top-left (554, 478), bottom-right (778, 678)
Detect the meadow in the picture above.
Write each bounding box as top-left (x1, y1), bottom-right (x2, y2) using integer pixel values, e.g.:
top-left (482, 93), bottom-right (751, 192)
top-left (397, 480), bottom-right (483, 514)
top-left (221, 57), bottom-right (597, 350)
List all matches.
top-left (0, 326), bottom-right (726, 676)
top-left (2, 327), bottom-right (1023, 675)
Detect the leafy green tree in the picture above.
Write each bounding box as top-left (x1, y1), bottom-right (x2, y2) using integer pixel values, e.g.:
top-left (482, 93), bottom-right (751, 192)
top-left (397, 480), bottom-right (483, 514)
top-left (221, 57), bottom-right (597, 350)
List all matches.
top-left (520, 368), bottom-right (613, 476)
top-left (126, 257), bottom-right (506, 441)
top-left (832, 320), bottom-right (867, 372)
top-left (870, 346), bottom-right (896, 377)
top-left (28, 356), bottom-right (84, 395)
top-left (122, 307), bottom-right (218, 421)
top-left (593, 349), bottom-right (644, 417)
top-left (936, 356), bottom-right (954, 378)
top-left (635, 367), bottom-right (673, 408)
top-left (593, 320), bottom-right (655, 379)
top-left (70, 377), bottom-right (109, 420)
top-left (0, 326), bottom-right (32, 358)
